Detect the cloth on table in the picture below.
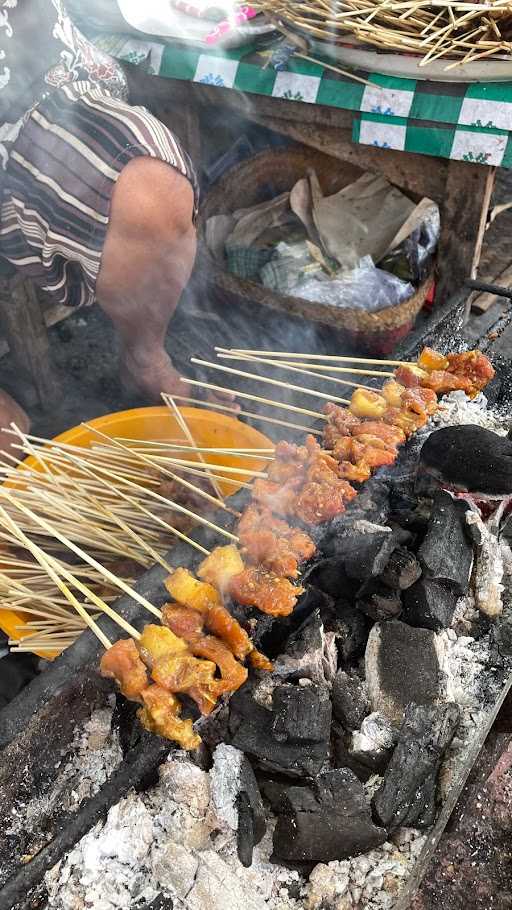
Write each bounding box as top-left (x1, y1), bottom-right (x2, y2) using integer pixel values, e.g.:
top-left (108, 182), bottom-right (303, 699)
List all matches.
top-left (0, 83), bottom-right (198, 308)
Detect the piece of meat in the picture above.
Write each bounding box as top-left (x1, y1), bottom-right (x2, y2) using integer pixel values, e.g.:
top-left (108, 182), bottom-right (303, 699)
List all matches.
top-left (138, 684), bottom-right (200, 749)
top-left (186, 635), bottom-right (248, 695)
top-left (382, 407), bottom-right (422, 436)
top-left (417, 347), bottom-right (449, 372)
top-left (240, 528), bottom-right (300, 578)
top-left (446, 350), bottom-right (495, 393)
top-left (350, 388), bottom-right (388, 419)
top-left (394, 365), bottom-right (427, 388)
top-left (294, 479), bottom-right (356, 524)
top-left (381, 380), bottom-right (407, 409)
top-left (248, 649), bottom-right (274, 671)
top-left (238, 503), bottom-right (316, 576)
top-left (229, 566), bottom-right (303, 617)
top-left (196, 545), bottom-right (244, 590)
top-left (421, 369), bottom-right (473, 396)
top-left (351, 421), bottom-right (406, 446)
top-left (205, 603), bottom-right (253, 660)
top-left (323, 402), bottom-right (360, 436)
top-left (251, 478), bottom-right (299, 517)
top-left (402, 386), bottom-right (438, 416)
top-left (161, 603), bottom-right (205, 639)
top-left (151, 652), bottom-right (219, 714)
top-left (165, 567), bottom-right (221, 613)
top-left (137, 623), bottom-right (188, 668)
top-left (100, 638), bottom-right (148, 702)
top-left (337, 460), bottom-right (372, 483)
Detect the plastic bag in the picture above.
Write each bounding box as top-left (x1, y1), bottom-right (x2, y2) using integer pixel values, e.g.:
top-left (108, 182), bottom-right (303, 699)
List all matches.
top-left (293, 256), bottom-right (414, 312)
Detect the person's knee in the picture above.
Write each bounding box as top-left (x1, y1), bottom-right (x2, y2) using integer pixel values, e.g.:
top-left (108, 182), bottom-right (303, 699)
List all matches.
top-left (110, 156), bottom-right (195, 246)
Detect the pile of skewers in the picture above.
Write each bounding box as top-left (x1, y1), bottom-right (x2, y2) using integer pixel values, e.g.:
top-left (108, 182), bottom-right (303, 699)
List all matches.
top-left (256, 0), bottom-right (512, 70)
top-left (0, 346), bottom-right (495, 749)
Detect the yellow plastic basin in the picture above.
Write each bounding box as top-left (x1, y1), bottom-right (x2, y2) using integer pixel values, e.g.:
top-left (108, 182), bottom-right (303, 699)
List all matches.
top-left (0, 406), bottom-right (271, 654)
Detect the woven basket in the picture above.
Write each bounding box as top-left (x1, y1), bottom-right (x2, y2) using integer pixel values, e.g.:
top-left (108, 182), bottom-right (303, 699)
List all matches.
top-left (196, 147), bottom-right (433, 354)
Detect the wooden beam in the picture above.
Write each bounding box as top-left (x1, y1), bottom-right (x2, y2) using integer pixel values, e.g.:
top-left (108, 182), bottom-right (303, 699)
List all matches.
top-left (470, 262), bottom-right (512, 314)
top-left (0, 274), bottom-right (59, 407)
top-left (435, 161), bottom-right (496, 315)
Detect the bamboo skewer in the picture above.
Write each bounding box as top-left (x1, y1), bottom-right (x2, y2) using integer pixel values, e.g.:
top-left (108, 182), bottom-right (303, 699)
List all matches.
top-left (228, 348), bottom-right (410, 366)
top-left (83, 424), bottom-right (233, 515)
top-left (0, 505), bottom-right (113, 650)
top-left (167, 394), bottom-right (322, 436)
top-left (190, 358), bottom-right (351, 406)
top-left (0, 489), bottom-right (164, 620)
top-left (216, 348), bottom-right (394, 379)
top-left (163, 394), bottom-right (225, 501)
top-left (185, 379), bottom-right (327, 421)
top-left (215, 350), bottom-right (391, 387)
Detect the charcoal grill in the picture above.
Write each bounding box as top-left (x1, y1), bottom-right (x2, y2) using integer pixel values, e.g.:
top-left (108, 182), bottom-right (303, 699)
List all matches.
top-left (1, 294), bottom-right (512, 910)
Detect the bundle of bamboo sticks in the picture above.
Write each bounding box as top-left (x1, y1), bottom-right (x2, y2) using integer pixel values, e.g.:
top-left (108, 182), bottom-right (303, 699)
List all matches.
top-left (256, 0), bottom-right (512, 68)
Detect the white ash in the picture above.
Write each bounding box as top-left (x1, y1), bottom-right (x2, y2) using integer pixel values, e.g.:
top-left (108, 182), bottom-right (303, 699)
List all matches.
top-left (6, 701), bottom-right (121, 838)
top-left (467, 510), bottom-right (505, 618)
top-left (45, 752), bottom-right (305, 910)
top-left (351, 712), bottom-right (397, 754)
top-left (435, 627), bottom-right (500, 799)
top-left (304, 829), bottom-right (426, 910)
top-left (210, 743), bottom-right (243, 832)
top-left (431, 390), bottom-right (508, 434)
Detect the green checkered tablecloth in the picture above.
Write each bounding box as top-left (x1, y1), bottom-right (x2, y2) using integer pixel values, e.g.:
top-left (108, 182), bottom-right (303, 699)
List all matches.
top-left (95, 33), bottom-right (512, 167)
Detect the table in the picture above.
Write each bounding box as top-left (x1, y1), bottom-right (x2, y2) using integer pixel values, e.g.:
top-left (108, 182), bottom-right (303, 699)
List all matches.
top-left (96, 32), bottom-right (506, 310)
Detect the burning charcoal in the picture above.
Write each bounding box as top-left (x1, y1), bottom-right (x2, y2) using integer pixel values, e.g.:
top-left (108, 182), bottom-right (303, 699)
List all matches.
top-left (273, 610), bottom-right (337, 687)
top-left (417, 491), bottom-right (473, 595)
top-left (380, 547), bottom-right (422, 591)
top-left (272, 685), bottom-right (332, 745)
top-left (263, 769), bottom-right (387, 863)
top-left (372, 702), bottom-right (460, 831)
top-left (356, 579), bottom-right (402, 622)
top-left (331, 670), bottom-right (369, 732)
top-left (227, 686), bottom-right (329, 778)
top-left (403, 577), bottom-right (459, 631)
top-left (365, 621), bottom-right (441, 725)
top-left (209, 743), bottom-right (266, 868)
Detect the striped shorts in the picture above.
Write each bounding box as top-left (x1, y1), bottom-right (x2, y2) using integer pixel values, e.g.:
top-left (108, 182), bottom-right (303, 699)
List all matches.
top-left (0, 83), bottom-right (199, 308)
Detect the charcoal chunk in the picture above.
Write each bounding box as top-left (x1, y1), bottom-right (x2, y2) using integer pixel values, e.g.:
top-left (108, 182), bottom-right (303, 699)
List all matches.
top-left (327, 523), bottom-right (400, 584)
top-left (403, 577), bottom-right (459, 631)
top-left (264, 769), bottom-right (387, 863)
top-left (350, 712), bottom-right (397, 773)
top-left (273, 610), bottom-right (337, 686)
top-left (327, 600), bottom-right (372, 665)
top-left (365, 621), bottom-right (440, 725)
top-left (272, 685), bottom-right (331, 744)
top-left (372, 702), bottom-right (460, 830)
top-left (331, 670), bottom-right (369, 732)
top-left (419, 425), bottom-right (512, 495)
top-left (228, 687), bottom-right (329, 778)
top-left (356, 579), bottom-right (402, 622)
top-left (332, 729), bottom-right (375, 782)
top-left (380, 547), bottom-right (422, 590)
top-left (236, 757), bottom-right (267, 867)
top-left (417, 491), bottom-right (473, 595)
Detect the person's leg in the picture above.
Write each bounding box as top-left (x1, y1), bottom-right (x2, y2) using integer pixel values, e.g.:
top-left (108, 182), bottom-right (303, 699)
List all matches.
top-left (96, 156), bottom-right (196, 400)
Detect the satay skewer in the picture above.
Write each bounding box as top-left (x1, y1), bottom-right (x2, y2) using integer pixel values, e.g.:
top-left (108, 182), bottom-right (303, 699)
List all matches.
top-left (229, 349), bottom-right (413, 367)
top-left (185, 379), bottom-right (327, 420)
top-left (190, 358), bottom-right (352, 406)
top-left (167, 394), bottom-right (322, 436)
top-left (216, 349), bottom-right (394, 381)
